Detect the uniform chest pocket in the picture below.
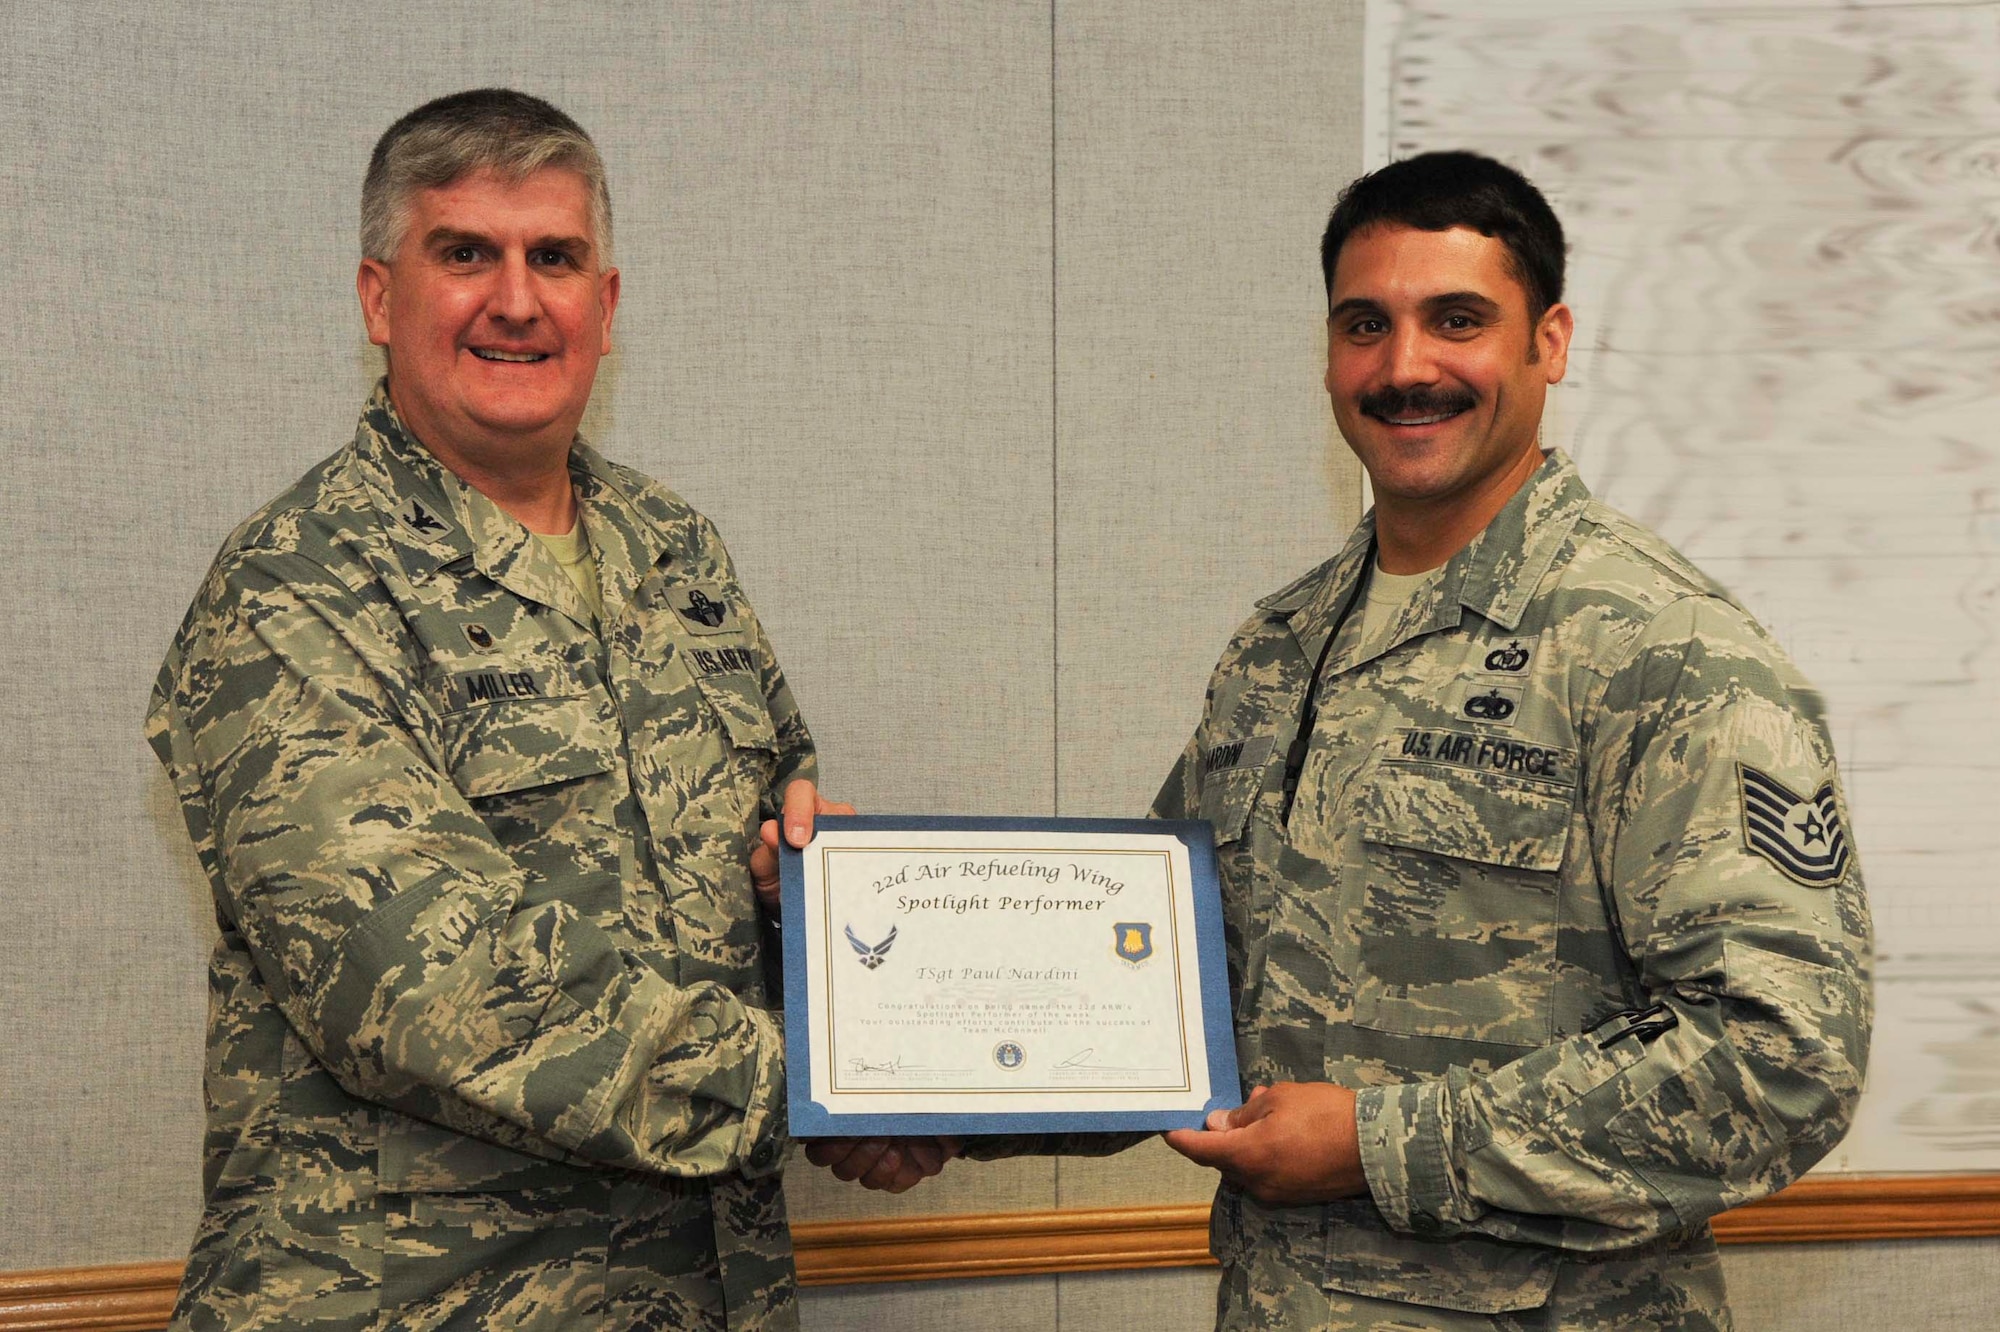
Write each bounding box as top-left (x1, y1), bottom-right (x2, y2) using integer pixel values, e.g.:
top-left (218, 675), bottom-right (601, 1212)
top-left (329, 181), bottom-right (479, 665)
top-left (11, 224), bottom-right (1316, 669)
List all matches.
top-left (678, 671), bottom-right (781, 827)
top-left (691, 671), bottom-right (779, 753)
top-left (1198, 767), bottom-right (1261, 847)
top-left (1348, 762), bottom-right (1575, 1050)
top-left (437, 684), bottom-right (619, 799)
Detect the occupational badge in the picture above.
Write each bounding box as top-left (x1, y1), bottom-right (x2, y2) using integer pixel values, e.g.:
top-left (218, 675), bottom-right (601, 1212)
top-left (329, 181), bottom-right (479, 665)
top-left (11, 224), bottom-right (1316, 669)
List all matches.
top-left (664, 582), bottom-right (741, 635)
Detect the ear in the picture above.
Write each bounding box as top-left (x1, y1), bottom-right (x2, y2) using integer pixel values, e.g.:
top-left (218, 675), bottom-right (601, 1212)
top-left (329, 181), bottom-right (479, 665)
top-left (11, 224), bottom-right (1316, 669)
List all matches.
top-left (1536, 302), bottom-right (1574, 384)
top-left (597, 266), bottom-right (621, 356)
top-left (357, 258), bottom-right (393, 349)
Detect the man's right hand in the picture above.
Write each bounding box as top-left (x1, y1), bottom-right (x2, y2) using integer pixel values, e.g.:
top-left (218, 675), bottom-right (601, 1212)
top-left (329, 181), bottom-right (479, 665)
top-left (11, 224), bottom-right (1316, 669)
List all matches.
top-left (750, 779), bottom-right (855, 915)
top-left (805, 1137), bottom-right (960, 1194)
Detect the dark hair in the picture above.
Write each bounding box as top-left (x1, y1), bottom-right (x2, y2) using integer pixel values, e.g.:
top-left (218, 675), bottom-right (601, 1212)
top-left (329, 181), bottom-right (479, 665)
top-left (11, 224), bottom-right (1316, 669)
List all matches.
top-left (362, 89), bottom-right (611, 264)
top-left (1320, 151), bottom-right (1565, 318)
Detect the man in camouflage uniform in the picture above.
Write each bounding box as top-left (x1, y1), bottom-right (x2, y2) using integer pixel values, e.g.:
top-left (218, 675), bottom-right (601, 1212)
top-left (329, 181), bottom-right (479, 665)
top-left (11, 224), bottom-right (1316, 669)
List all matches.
top-left (1162, 153), bottom-right (1872, 1329)
top-left (146, 89), bottom-right (919, 1332)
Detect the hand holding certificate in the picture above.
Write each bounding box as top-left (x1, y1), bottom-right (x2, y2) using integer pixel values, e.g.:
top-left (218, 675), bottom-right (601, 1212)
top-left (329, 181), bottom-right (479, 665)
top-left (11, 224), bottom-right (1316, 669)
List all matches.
top-left (778, 816), bottom-right (1242, 1136)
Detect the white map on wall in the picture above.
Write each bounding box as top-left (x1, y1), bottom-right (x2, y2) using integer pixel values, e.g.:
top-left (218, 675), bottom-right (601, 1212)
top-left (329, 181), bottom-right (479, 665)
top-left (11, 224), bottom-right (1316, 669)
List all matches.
top-left (1365, 0), bottom-right (2000, 1172)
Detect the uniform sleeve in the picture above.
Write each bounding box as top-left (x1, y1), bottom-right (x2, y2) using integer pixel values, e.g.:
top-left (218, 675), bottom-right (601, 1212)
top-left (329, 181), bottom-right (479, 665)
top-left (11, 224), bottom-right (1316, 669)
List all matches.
top-left (1354, 596), bottom-right (1872, 1251)
top-left (1151, 732), bottom-right (1202, 822)
top-left (147, 548), bottom-right (791, 1182)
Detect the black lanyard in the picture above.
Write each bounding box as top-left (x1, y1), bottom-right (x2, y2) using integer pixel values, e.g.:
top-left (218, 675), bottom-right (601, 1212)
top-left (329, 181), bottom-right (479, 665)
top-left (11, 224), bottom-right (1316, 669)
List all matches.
top-left (1278, 572), bottom-right (1366, 827)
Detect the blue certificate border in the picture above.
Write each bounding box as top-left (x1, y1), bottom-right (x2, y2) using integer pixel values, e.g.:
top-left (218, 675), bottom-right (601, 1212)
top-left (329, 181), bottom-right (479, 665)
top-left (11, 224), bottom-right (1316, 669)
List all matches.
top-left (779, 814), bottom-right (1242, 1137)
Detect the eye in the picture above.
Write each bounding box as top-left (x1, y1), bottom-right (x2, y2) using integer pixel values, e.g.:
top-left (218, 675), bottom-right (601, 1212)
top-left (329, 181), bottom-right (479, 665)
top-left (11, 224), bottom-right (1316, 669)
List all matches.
top-left (444, 244), bottom-right (482, 265)
top-left (1347, 316), bottom-right (1388, 338)
top-left (530, 248), bottom-right (577, 268)
top-left (1439, 312), bottom-right (1483, 334)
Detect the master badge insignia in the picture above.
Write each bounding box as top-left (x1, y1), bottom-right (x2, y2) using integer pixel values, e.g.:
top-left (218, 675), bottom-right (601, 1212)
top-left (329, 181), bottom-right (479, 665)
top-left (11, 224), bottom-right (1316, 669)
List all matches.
top-left (1739, 763), bottom-right (1851, 887)
top-left (681, 589), bottom-right (727, 627)
top-left (665, 583), bottom-right (741, 635)
top-left (1112, 922), bottom-right (1153, 964)
top-left (462, 623), bottom-right (496, 651)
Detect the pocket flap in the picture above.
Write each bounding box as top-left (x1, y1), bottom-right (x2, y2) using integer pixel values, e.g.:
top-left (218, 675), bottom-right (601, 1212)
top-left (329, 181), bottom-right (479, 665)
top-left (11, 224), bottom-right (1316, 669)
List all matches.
top-left (692, 673), bottom-right (779, 751)
top-left (1361, 765), bottom-right (1574, 872)
top-left (441, 693), bottom-right (618, 799)
top-left (1324, 1219), bottom-right (1556, 1314)
top-left (1198, 768), bottom-right (1261, 847)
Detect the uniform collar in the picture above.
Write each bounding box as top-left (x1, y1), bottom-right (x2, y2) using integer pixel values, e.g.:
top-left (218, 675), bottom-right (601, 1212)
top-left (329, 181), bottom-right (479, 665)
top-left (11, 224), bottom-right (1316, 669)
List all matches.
top-left (1263, 449), bottom-right (1593, 660)
top-left (350, 379), bottom-right (676, 628)
top-left (1449, 448), bottom-right (1592, 631)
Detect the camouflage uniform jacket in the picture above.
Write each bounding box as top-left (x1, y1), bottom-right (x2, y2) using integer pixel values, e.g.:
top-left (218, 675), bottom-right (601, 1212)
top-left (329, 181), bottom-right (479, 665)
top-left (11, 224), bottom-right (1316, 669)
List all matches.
top-left (147, 384), bottom-right (815, 1332)
top-left (1153, 451), bottom-right (1871, 1329)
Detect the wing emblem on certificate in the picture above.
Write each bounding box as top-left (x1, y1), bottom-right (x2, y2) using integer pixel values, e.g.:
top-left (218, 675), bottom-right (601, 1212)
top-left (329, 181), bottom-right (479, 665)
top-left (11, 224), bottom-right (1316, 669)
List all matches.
top-left (1113, 922), bottom-right (1154, 964)
top-left (779, 816), bottom-right (1242, 1135)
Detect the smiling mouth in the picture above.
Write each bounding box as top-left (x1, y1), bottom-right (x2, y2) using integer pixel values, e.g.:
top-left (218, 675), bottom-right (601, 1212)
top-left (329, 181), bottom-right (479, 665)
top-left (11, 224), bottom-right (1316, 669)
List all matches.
top-left (1371, 409), bottom-right (1466, 426)
top-left (471, 349), bottom-right (549, 363)
top-left (1356, 385), bottom-right (1479, 427)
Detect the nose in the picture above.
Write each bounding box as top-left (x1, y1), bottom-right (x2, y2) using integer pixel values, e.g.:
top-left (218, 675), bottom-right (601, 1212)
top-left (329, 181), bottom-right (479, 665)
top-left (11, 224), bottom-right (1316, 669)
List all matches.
top-left (1382, 324), bottom-right (1439, 387)
top-left (487, 250), bottom-right (540, 326)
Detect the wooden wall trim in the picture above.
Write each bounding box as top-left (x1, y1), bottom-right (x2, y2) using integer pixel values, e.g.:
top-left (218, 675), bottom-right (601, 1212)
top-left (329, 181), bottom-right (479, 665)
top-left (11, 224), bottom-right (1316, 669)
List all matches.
top-left (792, 1203), bottom-right (1217, 1285)
top-left (1709, 1174), bottom-right (2000, 1245)
top-left (4, 1176), bottom-right (1995, 1325)
top-left (0, 1261), bottom-right (180, 1332)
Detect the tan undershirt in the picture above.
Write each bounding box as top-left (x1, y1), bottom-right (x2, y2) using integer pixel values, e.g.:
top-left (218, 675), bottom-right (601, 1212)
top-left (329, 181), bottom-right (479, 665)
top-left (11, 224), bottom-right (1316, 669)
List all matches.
top-left (533, 519), bottom-right (604, 625)
top-left (1357, 558), bottom-right (1442, 655)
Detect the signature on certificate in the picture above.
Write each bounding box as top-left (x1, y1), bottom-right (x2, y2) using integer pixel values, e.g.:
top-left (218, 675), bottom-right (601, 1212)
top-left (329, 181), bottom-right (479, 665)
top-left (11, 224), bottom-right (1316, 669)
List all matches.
top-left (847, 1055), bottom-right (909, 1074)
top-left (1057, 1047), bottom-right (1167, 1073)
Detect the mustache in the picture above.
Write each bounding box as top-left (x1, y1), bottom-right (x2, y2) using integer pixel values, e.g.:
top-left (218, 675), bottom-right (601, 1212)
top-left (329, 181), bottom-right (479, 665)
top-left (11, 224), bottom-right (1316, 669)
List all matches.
top-left (1358, 384), bottom-right (1478, 420)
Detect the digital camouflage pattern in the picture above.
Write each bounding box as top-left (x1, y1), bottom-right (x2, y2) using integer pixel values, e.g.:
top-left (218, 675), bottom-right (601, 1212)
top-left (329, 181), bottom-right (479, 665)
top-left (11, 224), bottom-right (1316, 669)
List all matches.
top-left (147, 383), bottom-right (815, 1332)
top-left (1154, 451), bottom-right (1872, 1331)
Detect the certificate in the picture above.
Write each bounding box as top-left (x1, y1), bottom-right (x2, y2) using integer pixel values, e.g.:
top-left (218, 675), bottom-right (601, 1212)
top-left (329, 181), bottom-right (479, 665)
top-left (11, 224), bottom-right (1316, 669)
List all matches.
top-left (778, 815), bottom-right (1242, 1136)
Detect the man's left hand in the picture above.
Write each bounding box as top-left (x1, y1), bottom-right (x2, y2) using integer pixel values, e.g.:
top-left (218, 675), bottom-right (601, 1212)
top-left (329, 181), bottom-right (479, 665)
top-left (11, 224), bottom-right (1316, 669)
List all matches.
top-left (1162, 1082), bottom-right (1367, 1206)
top-left (750, 779), bottom-right (855, 914)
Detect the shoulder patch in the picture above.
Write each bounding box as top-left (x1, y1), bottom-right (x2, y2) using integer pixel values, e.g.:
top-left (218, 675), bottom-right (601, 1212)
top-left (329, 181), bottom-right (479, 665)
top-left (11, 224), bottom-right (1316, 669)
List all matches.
top-left (1739, 763), bottom-right (1850, 887)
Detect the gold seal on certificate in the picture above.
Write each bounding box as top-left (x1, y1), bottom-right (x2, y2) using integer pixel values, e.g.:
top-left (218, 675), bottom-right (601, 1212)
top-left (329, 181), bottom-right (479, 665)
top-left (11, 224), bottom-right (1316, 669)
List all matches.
top-left (778, 815), bottom-right (1241, 1135)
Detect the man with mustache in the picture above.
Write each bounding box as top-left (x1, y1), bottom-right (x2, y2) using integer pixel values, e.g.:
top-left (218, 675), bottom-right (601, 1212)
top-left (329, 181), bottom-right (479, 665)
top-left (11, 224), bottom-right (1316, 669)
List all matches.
top-left (146, 89), bottom-right (934, 1332)
top-left (1159, 152), bottom-right (1871, 1330)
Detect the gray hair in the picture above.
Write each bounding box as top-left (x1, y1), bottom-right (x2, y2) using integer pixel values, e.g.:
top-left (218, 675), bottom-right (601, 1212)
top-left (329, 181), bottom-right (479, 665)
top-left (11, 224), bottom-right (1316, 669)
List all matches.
top-left (362, 89), bottom-right (614, 268)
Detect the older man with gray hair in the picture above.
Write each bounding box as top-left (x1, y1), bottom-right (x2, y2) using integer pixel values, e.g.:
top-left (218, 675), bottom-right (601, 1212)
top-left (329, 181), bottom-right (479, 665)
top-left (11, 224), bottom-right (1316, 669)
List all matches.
top-left (147, 88), bottom-right (928, 1332)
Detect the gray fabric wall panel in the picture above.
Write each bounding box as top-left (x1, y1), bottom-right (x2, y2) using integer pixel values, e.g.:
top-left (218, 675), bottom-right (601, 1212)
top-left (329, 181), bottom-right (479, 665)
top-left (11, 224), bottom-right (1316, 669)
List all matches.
top-left (1722, 1242), bottom-right (2000, 1332)
top-left (1048, 0), bottom-right (1365, 1213)
top-left (1051, 0), bottom-right (1364, 826)
top-left (803, 1274), bottom-right (1057, 1331)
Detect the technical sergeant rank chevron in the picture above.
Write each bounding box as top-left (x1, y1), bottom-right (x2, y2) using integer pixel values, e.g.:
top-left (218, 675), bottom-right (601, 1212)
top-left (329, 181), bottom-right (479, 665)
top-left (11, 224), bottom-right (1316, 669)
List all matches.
top-left (1738, 762), bottom-right (1851, 887)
